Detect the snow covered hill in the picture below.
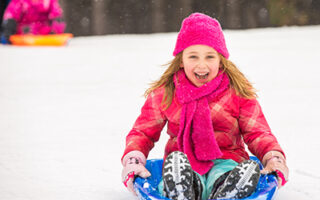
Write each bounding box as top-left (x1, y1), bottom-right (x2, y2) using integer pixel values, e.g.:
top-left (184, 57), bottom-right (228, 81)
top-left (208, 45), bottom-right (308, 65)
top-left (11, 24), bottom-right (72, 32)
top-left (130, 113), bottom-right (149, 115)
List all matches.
top-left (0, 26), bottom-right (320, 200)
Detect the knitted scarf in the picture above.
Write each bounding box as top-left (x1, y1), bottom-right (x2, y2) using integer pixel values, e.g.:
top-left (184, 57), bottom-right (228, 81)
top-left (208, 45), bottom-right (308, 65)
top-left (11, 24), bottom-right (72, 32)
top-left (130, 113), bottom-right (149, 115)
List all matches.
top-left (174, 69), bottom-right (230, 175)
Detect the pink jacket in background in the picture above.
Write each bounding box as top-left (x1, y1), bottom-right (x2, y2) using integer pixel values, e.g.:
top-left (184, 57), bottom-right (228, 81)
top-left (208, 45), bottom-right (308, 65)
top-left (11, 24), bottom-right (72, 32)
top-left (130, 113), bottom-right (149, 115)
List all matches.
top-left (122, 87), bottom-right (284, 164)
top-left (3, 0), bottom-right (65, 34)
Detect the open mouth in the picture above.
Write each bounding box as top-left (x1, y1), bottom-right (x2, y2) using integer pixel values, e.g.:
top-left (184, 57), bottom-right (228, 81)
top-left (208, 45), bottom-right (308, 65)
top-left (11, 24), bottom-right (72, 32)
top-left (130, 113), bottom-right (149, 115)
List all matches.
top-left (195, 72), bottom-right (209, 80)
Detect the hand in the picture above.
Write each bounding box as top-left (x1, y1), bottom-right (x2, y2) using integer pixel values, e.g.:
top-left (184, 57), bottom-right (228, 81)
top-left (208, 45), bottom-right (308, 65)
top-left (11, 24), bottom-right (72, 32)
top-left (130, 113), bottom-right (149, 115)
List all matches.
top-left (261, 151), bottom-right (289, 188)
top-left (121, 151), bottom-right (151, 195)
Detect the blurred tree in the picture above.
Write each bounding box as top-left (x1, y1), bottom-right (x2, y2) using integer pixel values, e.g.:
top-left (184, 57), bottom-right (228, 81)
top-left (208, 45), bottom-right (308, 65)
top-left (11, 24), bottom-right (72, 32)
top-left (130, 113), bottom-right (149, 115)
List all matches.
top-left (151, 0), bottom-right (166, 32)
top-left (192, 0), bottom-right (269, 29)
top-left (192, 0), bottom-right (224, 25)
top-left (225, 0), bottom-right (242, 29)
top-left (310, 0), bottom-right (320, 24)
top-left (268, 0), bottom-right (311, 26)
top-left (62, 0), bottom-right (92, 36)
top-left (241, 0), bottom-right (270, 28)
top-left (92, 0), bottom-right (107, 35)
top-left (59, 0), bottom-right (320, 36)
top-left (164, 0), bottom-right (192, 32)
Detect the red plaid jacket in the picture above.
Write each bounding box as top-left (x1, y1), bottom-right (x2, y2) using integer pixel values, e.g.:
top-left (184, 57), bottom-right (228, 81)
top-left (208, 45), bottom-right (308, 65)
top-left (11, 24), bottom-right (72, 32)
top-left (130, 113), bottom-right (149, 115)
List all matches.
top-left (122, 86), bottom-right (284, 163)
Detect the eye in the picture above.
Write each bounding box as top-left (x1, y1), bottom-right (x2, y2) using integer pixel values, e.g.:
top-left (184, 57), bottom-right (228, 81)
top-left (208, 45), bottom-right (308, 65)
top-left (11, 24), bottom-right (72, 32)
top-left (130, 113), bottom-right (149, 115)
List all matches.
top-left (189, 55), bottom-right (198, 59)
top-left (207, 55), bottom-right (215, 59)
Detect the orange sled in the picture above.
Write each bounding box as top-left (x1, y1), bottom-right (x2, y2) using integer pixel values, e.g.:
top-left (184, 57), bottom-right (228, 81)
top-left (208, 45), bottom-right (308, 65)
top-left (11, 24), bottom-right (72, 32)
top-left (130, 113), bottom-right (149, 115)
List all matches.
top-left (10, 33), bottom-right (73, 46)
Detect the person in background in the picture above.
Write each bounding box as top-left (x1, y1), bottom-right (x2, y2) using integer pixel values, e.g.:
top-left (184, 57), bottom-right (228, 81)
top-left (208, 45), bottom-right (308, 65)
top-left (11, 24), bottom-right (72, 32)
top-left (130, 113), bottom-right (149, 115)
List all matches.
top-left (0, 0), bottom-right (65, 44)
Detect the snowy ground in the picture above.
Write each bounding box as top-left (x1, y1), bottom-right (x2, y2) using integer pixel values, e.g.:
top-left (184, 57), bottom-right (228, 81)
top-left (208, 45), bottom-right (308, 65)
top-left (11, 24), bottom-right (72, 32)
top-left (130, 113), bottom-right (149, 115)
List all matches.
top-left (0, 25), bottom-right (320, 200)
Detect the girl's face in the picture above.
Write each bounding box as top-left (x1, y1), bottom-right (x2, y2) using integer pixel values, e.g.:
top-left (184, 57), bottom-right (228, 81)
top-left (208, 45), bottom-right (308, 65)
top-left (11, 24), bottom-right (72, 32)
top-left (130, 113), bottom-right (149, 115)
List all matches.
top-left (181, 45), bottom-right (221, 87)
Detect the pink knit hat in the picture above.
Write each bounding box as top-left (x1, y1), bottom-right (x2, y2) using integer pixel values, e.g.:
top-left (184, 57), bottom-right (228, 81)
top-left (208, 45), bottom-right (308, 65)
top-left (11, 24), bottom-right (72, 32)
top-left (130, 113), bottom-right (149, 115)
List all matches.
top-left (173, 13), bottom-right (229, 59)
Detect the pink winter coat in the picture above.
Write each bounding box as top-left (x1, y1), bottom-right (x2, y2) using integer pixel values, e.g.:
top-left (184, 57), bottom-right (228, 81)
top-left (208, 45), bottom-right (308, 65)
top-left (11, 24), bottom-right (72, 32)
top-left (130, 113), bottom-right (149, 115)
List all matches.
top-left (3, 0), bottom-right (65, 34)
top-left (122, 86), bottom-right (284, 164)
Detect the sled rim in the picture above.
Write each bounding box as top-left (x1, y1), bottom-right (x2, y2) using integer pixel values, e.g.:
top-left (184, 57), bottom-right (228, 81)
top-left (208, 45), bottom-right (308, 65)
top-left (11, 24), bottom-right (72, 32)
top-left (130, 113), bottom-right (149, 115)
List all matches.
top-left (134, 156), bottom-right (278, 200)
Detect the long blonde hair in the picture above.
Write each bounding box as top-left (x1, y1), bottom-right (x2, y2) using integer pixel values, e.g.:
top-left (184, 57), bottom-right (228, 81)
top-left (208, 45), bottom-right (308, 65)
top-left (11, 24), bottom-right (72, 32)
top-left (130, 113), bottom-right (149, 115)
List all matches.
top-left (145, 53), bottom-right (257, 109)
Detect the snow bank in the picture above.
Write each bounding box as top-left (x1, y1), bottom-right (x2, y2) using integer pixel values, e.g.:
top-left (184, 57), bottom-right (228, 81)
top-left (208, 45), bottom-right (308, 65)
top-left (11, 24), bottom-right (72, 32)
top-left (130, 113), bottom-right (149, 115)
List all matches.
top-left (0, 26), bottom-right (319, 199)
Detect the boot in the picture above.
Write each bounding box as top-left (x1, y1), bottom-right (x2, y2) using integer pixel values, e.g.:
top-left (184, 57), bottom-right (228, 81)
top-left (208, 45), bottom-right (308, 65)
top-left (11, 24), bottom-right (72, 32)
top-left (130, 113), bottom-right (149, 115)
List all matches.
top-left (163, 151), bottom-right (195, 200)
top-left (209, 160), bottom-right (260, 199)
top-left (193, 171), bottom-right (203, 200)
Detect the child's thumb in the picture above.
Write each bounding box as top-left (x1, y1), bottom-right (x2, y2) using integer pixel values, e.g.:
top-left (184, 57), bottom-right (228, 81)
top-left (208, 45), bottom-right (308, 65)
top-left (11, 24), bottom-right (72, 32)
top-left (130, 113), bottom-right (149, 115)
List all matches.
top-left (136, 165), bottom-right (151, 178)
top-left (261, 165), bottom-right (273, 174)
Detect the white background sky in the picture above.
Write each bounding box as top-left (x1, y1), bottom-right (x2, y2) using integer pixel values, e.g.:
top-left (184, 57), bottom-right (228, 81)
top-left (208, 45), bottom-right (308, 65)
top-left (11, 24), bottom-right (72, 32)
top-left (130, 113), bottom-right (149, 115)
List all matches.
top-left (0, 25), bottom-right (320, 200)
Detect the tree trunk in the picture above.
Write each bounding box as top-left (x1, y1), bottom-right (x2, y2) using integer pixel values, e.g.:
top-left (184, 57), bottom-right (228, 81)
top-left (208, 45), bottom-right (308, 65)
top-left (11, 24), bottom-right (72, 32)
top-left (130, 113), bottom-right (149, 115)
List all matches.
top-left (151, 0), bottom-right (165, 32)
top-left (225, 0), bottom-right (243, 29)
top-left (92, 0), bottom-right (107, 35)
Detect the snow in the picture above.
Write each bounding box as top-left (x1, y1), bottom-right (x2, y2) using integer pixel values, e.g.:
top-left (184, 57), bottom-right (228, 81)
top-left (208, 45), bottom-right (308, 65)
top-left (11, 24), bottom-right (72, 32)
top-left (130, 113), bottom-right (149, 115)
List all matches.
top-left (0, 25), bottom-right (320, 200)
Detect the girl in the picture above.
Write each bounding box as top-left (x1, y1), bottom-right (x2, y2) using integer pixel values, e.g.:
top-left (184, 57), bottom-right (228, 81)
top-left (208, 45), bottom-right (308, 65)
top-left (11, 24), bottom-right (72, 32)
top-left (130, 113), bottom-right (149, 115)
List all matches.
top-left (0, 0), bottom-right (65, 44)
top-left (121, 13), bottom-right (289, 200)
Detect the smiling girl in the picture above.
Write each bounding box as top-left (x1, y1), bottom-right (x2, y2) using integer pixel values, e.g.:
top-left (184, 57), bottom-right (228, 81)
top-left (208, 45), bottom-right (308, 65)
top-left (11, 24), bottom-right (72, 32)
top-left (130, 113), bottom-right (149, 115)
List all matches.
top-left (121, 13), bottom-right (288, 200)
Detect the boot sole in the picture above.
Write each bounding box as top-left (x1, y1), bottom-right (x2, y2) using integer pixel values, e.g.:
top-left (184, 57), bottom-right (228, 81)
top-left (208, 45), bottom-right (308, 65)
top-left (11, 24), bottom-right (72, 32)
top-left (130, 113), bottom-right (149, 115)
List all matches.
top-left (212, 160), bottom-right (260, 199)
top-left (163, 151), bottom-right (194, 200)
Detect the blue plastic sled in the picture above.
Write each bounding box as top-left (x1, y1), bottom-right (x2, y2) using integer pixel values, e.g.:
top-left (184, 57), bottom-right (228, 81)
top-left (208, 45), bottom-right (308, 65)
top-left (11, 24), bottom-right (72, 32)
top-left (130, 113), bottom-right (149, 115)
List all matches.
top-left (134, 156), bottom-right (278, 200)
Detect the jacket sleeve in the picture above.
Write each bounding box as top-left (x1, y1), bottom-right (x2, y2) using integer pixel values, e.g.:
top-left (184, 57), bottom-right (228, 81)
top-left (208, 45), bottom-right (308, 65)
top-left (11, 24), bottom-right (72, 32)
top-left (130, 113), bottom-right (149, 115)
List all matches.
top-left (122, 90), bottom-right (167, 160)
top-left (238, 97), bottom-right (285, 161)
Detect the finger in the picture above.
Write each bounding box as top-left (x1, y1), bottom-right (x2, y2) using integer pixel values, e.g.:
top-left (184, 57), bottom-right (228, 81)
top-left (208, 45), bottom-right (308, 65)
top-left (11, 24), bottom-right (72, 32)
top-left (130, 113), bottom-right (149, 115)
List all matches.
top-left (277, 177), bottom-right (283, 188)
top-left (135, 165), bottom-right (151, 178)
top-left (136, 169), bottom-right (151, 178)
top-left (123, 171), bottom-right (135, 187)
top-left (126, 179), bottom-right (137, 196)
top-left (261, 165), bottom-right (273, 174)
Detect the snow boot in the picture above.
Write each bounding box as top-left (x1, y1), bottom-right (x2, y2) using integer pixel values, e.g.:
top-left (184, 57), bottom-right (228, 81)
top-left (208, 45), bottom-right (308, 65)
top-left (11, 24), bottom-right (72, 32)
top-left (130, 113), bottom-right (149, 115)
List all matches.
top-left (193, 170), bottom-right (203, 200)
top-left (208, 171), bottom-right (231, 199)
top-left (209, 160), bottom-right (260, 199)
top-left (163, 151), bottom-right (196, 200)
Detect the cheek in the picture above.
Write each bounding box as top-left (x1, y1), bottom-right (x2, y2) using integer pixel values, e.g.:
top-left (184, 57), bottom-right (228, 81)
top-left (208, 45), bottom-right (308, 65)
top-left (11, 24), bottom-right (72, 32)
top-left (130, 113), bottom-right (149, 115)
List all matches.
top-left (211, 62), bottom-right (220, 70)
top-left (209, 63), bottom-right (220, 78)
top-left (213, 66), bottom-right (219, 74)
top-left (210, 70), bottom-right (219, 80)
top-left (183, 67), bottom-right (192, 76)
top-left (182, 66), bottom-right (195, 80)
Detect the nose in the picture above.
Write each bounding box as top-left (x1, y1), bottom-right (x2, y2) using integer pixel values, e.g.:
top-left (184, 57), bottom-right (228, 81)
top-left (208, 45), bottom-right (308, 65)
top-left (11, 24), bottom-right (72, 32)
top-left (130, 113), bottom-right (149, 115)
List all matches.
top-left (197, 59), bottom-right (207, 69)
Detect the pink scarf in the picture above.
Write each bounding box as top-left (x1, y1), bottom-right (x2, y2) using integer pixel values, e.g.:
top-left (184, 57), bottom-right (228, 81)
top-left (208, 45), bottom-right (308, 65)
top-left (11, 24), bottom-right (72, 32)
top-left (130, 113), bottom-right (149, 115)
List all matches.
top-left (174, 69), bottom-right (230, 175)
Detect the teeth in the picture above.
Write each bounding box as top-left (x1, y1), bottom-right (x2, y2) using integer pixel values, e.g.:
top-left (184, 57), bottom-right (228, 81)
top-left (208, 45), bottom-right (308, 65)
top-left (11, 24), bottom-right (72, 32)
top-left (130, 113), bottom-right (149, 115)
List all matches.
top-left (195, 72), bottom-right (209, 80)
